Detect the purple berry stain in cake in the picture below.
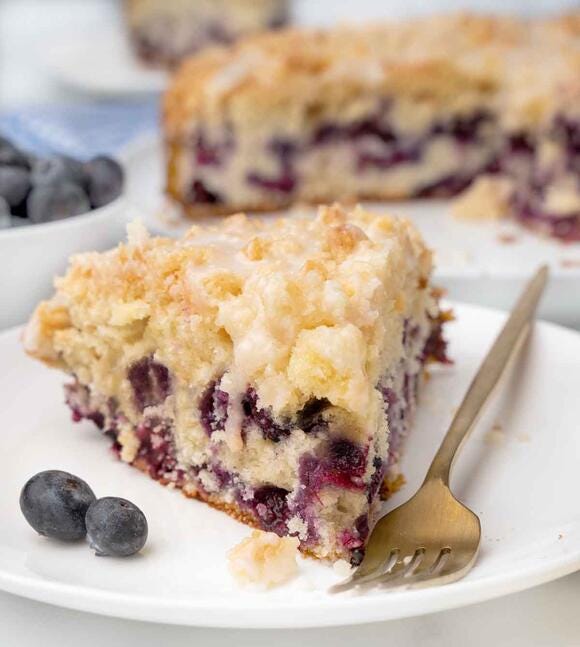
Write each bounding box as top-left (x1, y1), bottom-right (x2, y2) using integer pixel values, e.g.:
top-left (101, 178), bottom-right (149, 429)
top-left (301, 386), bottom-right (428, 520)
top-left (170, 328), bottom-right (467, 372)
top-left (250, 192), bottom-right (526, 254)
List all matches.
top-left (134, 417), bottom-right (183, 484)
top-left (247, 485), bottom-right (291, 536)
top-left (416, 174), bottom-right (475, 198)
top-left (422, 317), bottom-right (451, 364)
top-left (194, 129), bottom-right (234, 167)
top-left (299, 439), bottom-right (367, 493)
top-left (127, 357), bottom-right (171, 412)
top-left (553, 115), bottom-right (580, 161)
top-left (246, 138), bottom-right (297, 195)
top-left (65, 382), bottom-right (115, 433)
top-left (368, 456), bottom-right (384, 503)
top-left (189, 180), bottom-right (223, 204)
top-left (241, 387), bottom-right (290, 442)
top-left (326, 439), bottom-right (367, 488)
top-left (431, 111), bottom-right (493, 144)
top-left (246, 171), bottom-right (296, 194)
top-left (199, 379), bottom-right (229, 436)
top-left (297, 398), bottom-right (330, 435)
top-left (340, 514), bottom-right (370, 551)
top-left (65, 382), bottom-right (123, 457)
top-left (310, 109), bottom-right (497, 185)
top-left (357, 147), bottom-right (420, 171)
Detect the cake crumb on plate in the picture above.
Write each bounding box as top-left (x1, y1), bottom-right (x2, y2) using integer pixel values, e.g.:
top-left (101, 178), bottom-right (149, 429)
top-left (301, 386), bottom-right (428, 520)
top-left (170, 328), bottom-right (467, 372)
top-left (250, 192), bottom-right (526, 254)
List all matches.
top-left (332, 559), bottom-right (353, 579)
top-left (451, 175), bottom-right (513, 221)
top-left (228, 530), bottom-right (299, 588)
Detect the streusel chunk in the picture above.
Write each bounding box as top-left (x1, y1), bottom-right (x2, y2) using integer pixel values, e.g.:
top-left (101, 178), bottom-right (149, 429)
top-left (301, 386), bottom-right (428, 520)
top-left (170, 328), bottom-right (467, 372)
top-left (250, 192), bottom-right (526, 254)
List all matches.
top-left (228, 530), bottom-right (299, 588)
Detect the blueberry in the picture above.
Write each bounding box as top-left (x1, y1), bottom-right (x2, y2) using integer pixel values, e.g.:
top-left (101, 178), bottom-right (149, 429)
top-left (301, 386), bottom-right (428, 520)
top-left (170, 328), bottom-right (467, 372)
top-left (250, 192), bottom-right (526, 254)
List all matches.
top-left (241, 387), bottom-right (290, 442)
top-left (190, 179), bottom-right (222, 204)
top-left (31, 155), bottom-right (88, 189)
top-left (297, 398), bottom-right (330, 434)
top-left (86, 497), bottom-right (148, 557)
top-left (27, 182), bottom-right (90, 223)
top-left (84, 156), bottom-right (124, 208)
top-left (199, 379), bottom-right (229, 436)
top-left (328, 439), bottom-right (366, 476)
top-left (127, 357), bottom-right (172, 413)
top-left (0, 136), bottom-right (30, 168)
top-left (0, 166), bottom-right (31, 207)
top-left (251, 486), bottom-right (290, 535)
top-left (19, 470), bottom-right (96, 541)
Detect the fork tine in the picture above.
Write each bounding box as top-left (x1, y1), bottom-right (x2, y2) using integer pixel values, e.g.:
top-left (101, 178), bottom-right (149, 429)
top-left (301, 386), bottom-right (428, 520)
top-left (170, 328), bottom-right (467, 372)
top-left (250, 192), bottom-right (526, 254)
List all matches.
top-left (378, 547), bottom-right (476, 591)
top-left (357, 548), bottom-right (448, 591)
top-left (329, 549), bottom-right (400, 594)
top-left (337, 549), bottom-right (422, 594)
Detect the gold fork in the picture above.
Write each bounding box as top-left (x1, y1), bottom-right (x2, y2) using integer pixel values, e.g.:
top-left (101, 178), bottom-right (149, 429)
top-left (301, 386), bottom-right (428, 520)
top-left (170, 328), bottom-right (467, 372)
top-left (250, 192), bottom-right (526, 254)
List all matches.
top-left (331, 265), bottom-right (549, 594)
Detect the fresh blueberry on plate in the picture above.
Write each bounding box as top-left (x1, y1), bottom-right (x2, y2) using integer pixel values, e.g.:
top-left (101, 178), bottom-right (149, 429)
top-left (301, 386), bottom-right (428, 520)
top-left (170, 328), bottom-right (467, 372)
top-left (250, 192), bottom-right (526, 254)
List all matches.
top-left (19, 470), bottom-right (97, 541)
top-left (27, 182), bottom-right (91, 223)
top-left (86, 497), bottom-right (148, 557)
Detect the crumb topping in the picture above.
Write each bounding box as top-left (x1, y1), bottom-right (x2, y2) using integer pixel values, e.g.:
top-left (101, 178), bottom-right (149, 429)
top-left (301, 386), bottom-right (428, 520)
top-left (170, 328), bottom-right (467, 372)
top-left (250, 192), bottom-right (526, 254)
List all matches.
top-left (164, 13), bottom-right (580, 136)
top-left (25, 204), bottom-right (433, 436)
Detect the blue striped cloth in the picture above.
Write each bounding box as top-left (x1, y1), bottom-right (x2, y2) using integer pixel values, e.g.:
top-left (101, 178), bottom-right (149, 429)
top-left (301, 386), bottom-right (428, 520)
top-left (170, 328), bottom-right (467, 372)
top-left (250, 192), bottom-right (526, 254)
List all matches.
top-left (0, 102), bottom-right (158, 159)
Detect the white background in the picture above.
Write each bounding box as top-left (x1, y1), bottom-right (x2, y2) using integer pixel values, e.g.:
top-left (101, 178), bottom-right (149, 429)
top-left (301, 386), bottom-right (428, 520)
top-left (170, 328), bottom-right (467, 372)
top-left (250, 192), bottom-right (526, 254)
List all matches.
top-left (2, 1), bottom-right (580, 645)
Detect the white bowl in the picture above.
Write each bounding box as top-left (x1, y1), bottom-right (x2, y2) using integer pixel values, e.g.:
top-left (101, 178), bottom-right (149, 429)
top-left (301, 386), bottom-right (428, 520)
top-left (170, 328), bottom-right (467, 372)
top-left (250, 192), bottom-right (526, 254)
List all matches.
top-left (0, 198), bottom-right (128, 330)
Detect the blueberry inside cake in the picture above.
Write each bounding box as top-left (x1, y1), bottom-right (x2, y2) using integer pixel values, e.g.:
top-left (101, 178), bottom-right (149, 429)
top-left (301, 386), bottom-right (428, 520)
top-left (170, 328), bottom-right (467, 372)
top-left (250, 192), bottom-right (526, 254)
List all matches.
top-left (24, 204), bottom-right (448, 563)
top-left (164, 13), bottom-right (580, 240)
top-left (125, 0), bottom-right (289, 69)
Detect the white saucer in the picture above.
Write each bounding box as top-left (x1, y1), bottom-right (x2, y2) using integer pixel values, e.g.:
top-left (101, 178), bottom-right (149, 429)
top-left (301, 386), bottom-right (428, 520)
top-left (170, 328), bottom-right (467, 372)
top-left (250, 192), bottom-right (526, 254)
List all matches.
top-left (2, 303), bottom-right (580, 627)
top-left (44, 27), bottom-right (167, 97)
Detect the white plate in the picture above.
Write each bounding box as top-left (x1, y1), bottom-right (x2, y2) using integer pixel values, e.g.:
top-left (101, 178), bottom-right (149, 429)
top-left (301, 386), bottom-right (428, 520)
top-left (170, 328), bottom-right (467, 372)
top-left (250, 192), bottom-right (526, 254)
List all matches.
top-left (122, 137), bottom-right (580, 327)
top-left (1, 303), bottom-right (580, 627)
top-left (44, 27), bottom-right (167, 97)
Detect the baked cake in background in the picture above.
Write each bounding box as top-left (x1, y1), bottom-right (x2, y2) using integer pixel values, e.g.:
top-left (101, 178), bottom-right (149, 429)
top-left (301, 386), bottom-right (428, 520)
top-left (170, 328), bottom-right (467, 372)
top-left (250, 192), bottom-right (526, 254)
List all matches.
top-left (125, 0), bottom-right (289, 68)
top-left (164, 13), bottom-right (580, 241)
top-left (23, 204), bottom-right (448, 563)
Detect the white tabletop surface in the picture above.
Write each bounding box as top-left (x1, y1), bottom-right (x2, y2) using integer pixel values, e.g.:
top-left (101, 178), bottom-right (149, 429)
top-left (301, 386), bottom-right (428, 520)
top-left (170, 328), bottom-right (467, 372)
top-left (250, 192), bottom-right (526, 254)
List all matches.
top-left (2, 1), bottom-right (580, 644)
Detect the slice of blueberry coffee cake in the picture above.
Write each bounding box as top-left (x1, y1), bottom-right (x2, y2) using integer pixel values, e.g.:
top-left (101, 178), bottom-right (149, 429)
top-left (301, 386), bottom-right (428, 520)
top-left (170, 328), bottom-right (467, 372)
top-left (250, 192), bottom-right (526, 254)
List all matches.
top-left (125, 0), bottom-right (288, 69)
top-left (24, 204), bottom-right (448, 563)
top-left (164, 13), bottom-right (580, 241)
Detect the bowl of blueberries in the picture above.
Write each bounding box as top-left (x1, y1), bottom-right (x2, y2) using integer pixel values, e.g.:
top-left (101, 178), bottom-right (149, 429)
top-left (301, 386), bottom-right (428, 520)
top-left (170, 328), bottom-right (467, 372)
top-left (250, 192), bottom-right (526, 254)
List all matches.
top-left (0, 135), bottom-right (127, 329)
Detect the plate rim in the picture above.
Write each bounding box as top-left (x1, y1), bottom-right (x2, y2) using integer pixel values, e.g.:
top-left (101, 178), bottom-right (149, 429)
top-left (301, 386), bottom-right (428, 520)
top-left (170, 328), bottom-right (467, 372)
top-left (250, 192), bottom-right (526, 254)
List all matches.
top-left (2, 303), bottom-right (580, 627)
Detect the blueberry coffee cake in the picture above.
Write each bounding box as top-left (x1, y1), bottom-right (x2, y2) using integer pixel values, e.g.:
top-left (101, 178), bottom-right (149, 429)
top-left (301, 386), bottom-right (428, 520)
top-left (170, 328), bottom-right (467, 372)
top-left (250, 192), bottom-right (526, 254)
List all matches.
top-left (125, 0), bottom-right (288, 68)
top-left (24, 204), bottom-right (448, 563)
top-left (164, 13), bottom-right (580, 241)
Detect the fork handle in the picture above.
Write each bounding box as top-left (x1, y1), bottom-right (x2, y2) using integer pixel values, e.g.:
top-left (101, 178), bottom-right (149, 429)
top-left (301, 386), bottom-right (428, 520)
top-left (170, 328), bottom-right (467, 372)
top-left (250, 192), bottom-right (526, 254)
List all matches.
top-left (424, 265), bottom-right (549, 486)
